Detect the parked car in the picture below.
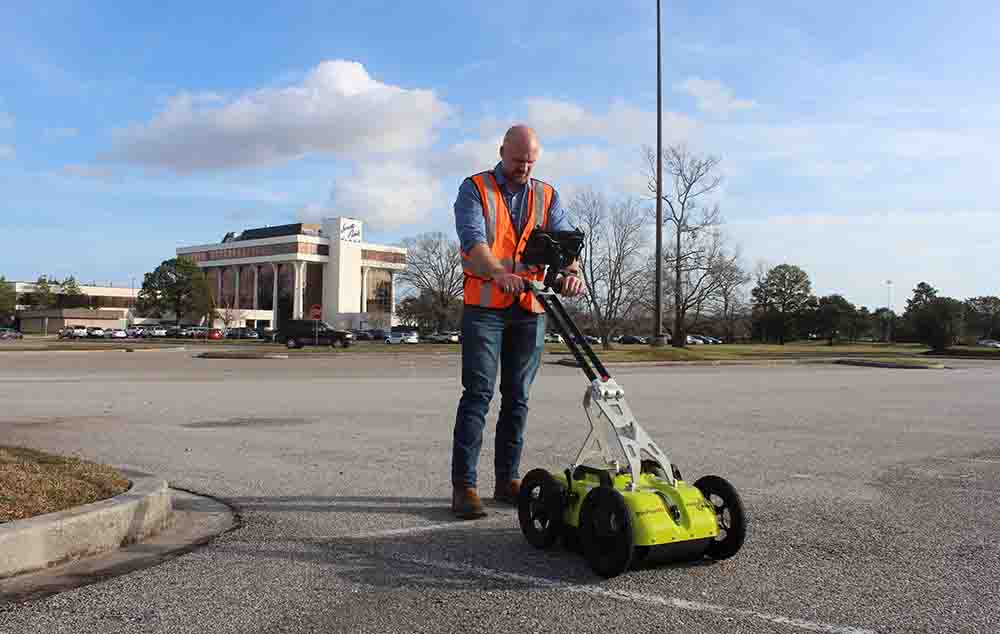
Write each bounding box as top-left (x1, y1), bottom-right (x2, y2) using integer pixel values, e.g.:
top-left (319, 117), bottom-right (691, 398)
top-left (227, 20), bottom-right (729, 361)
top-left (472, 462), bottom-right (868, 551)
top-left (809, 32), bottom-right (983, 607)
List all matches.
top-left (62, 325), bottom-right (89, 338)
top-left (227, 327), bottom-right (259, 339)
top-left (106, 328), bottom-right (128, 339)
top-left (618, 335), bottom-right (645, 345)
top-left (544, 332), bottom-right (564, 344)
top-left (205, 328), bottom-right (224, 340)
top-left (977, 339), bottom-right (1000, 348)
top-left (426, 331), bottom-right (460, 343)
top-left (385, 331), bottom-right (419, 344)
top-left (0, 327), bottom-right (23, 340)
top-left (148, 326), bottom-right (168, 337)
top-left (352, 330), bottom-right (373, 341)
top-left (686, 335), bottom-right (704, 344)
top-left (279, 319), bottom-right (353, 349)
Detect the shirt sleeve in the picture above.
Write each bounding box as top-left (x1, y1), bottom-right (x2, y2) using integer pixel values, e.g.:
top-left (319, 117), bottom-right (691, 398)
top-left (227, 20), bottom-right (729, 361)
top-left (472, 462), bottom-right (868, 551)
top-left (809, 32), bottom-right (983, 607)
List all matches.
top-left (454, 177), bottom-right (487, 253)
top-left (544, 188), bottom-right (574, 232)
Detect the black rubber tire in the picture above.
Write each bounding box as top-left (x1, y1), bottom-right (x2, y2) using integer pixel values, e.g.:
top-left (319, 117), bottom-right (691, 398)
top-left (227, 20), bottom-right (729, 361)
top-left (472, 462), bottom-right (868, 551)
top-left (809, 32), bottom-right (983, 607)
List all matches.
top-left (579, 486), bottom-right (634, 578)
top-left (640, 459), bottom-right (683, 482)
top-left (340, 339), bottom-right (351, 348)
top-left (517, 469), bottom-right (566, 549)
top-left (693, 475), bottom-right (747, 560)
top-left (286, 338), bottom-right (298, 349)
top-left (640, 459), bottom-right (667, 480)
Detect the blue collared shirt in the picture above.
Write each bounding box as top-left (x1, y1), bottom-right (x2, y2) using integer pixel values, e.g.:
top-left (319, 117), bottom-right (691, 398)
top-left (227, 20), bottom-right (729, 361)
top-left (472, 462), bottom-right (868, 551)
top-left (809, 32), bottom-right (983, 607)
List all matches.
top-left (454, 162), bottom-right (572, 253)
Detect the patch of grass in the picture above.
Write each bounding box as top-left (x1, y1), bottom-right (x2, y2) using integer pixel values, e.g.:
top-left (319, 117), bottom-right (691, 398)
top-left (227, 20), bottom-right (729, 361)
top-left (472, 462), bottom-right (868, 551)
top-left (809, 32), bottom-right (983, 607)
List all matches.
top-left (928, 346), bottom-right (1000, 357)
top-left (0, 447), bottom-right (130, 523)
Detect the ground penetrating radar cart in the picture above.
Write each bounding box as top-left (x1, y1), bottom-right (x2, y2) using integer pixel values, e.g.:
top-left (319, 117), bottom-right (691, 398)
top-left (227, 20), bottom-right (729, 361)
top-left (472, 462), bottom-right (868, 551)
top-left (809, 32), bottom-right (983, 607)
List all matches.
top-left (516, 229), bottom-right (748, 578)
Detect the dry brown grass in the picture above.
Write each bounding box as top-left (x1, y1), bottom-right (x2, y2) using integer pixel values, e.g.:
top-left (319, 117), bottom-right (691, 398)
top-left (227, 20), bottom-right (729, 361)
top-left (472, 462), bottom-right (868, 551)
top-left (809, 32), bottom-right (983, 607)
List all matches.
top-left (0, 446), bottom-right (130, 523)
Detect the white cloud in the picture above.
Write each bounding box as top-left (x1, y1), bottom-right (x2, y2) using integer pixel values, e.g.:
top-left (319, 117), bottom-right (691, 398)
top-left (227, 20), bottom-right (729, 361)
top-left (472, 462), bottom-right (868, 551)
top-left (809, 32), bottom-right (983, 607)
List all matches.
top-left (45, 127), bottom-right (79, 139)
top-left (535, 145), bottom-right (610, 181)
top-left (0, 145), bottom-right (15, 160)
top-left (676, 78), bottom-right (756, 118)
top-left (0, 111), bottom-right (12, 129)
top-left (324, 162), bottom-right (444, 230)
top-left (107, 60), bottom-right (452, 173)
top-left (524, 98), bottom-right (697, 146)
top-left (430, 136), bottom-right (502, 177)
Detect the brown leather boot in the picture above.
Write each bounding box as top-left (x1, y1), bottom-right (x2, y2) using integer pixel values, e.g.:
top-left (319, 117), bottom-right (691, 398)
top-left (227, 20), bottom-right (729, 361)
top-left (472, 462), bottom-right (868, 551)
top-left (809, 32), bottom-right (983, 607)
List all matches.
top-left (493, 479), bottom-right (522, 505)
top-left (452, 485), bottom-right (487, 519)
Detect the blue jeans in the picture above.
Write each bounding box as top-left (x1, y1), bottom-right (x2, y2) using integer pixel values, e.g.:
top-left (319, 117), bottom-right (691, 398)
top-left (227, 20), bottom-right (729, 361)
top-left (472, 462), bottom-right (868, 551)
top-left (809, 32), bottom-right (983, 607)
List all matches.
top-left (452, 303), bottom-right (546, 487)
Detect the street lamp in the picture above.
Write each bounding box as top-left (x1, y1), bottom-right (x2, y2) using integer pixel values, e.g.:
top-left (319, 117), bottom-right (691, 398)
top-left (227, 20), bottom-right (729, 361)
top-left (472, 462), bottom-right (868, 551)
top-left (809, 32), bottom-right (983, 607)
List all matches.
top-left (885, 280), bottom-right (893, 343)
top-left (651, 0), bottom-right (668, 347)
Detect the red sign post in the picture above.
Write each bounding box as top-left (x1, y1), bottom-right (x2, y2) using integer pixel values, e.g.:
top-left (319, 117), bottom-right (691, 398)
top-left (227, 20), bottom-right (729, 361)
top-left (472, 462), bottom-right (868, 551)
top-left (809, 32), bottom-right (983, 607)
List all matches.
top-left (309, 305), bottom-right (322, 320)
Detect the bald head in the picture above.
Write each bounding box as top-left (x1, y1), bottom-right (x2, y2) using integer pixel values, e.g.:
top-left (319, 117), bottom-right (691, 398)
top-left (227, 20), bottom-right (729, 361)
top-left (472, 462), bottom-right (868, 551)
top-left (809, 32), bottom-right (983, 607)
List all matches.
top-left (500, 125), bottom-right (540, 187)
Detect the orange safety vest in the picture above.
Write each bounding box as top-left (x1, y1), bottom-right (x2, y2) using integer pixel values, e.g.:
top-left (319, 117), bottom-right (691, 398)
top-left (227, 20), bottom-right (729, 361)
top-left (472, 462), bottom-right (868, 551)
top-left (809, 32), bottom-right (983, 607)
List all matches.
top-left (461, 171), bottom-right (554, 313)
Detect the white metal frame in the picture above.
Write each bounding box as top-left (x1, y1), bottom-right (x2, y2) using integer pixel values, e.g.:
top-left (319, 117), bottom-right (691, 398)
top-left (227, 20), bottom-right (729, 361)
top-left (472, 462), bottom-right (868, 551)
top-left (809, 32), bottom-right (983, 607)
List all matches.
top-left (531, 280), bottom-right (676, 490)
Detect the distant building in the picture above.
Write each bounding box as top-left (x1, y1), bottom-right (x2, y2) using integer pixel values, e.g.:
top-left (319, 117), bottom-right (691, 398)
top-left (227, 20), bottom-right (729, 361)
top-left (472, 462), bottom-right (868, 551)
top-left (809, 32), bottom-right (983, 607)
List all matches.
top-left (175, 217), bottom-right (406, 329)
top-left (11, 281), bottom-right (138, 334)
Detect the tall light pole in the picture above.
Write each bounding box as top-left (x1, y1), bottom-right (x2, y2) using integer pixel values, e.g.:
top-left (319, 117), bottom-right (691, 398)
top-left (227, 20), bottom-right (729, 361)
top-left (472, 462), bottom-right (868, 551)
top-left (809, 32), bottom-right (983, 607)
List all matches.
top-left (886, 279), bottom-right (893, 343)
top-left (652, 0), bottom-right (667, 347)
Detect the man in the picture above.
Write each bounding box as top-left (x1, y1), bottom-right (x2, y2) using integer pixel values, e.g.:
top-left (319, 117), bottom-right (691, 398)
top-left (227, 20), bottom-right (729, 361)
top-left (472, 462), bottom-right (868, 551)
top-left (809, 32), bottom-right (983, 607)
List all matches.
top-left (451, 125), bottom-right (584, 519)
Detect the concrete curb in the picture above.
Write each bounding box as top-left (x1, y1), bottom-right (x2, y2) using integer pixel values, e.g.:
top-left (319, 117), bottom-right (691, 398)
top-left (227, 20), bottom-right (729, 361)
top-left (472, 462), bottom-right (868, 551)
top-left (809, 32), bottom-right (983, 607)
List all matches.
top-left (0, 472), bottom-right (173, 580)
top-left (195, 351), bottom-right (289, 359)
top-left (832, 359), bottom-right (946, 370)
top-left (552, 356), bottom-right (944, 369)
top-left (552, 357), bottom-right (808, 368)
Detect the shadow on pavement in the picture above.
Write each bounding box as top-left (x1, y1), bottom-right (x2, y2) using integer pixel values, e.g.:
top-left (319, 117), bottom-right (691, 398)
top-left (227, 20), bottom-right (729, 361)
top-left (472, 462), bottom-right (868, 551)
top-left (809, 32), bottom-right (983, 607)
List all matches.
top-left (224, 495), bottom-right (459, 523)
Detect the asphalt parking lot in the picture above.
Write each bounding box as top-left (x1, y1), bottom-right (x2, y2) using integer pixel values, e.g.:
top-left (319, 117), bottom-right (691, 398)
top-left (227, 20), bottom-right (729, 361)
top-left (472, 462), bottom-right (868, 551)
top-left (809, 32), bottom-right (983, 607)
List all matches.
top-left (0, 350), bottom-right (998, 633)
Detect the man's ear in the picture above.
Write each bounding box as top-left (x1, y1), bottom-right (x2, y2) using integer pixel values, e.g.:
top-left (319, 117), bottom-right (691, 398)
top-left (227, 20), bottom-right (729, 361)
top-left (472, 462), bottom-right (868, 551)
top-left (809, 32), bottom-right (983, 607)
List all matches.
top-left (499, 145), bottom-right (504, 158)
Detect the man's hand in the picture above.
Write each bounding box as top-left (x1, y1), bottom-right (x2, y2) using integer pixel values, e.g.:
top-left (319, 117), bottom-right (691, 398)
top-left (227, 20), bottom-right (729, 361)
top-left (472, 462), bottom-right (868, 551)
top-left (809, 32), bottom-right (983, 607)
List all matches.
top-left (493, 271), bottom-right (525, 295)
top-left (559, 273), bottom-right (585, 298)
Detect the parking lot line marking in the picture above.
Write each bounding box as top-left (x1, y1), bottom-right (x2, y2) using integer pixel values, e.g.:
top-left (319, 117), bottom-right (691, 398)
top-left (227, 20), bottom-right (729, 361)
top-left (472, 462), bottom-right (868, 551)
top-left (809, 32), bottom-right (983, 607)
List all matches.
top-left (392, 554), bottom-right (877, 634)
top-left (354, 520), bottom-right (482, 540)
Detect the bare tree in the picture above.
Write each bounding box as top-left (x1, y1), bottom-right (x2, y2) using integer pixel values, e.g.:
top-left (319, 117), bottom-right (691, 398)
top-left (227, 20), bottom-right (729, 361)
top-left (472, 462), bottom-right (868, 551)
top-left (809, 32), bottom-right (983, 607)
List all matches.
top-left (219, 297), bottom-right (247, 332)
top-left (710, 252), bottom-right (751, 342)
top-left (396, 232), bottom-right (464, 333)
top-left (644, 144), bottom-right (724, 347)
top-left (569, 189), bottom-right (648, 348)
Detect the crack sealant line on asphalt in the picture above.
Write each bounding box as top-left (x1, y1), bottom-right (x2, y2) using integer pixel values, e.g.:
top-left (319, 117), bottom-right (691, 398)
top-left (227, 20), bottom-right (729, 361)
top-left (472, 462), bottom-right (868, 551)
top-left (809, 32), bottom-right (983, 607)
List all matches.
top-left (353, 519), bottom-right (502, 540)
top-left (391, 554), bottom-right (878, 634)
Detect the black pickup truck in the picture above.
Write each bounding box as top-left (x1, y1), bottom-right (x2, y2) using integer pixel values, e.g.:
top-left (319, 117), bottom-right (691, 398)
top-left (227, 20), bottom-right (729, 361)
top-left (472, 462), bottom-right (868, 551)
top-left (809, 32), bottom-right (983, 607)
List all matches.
top-left (277, 320), bottom-right (354, 349)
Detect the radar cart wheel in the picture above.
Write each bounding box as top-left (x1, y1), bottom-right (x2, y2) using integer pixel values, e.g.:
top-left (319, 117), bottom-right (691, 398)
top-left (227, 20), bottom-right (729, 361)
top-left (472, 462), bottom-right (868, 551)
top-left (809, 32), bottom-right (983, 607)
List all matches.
top-left (518, 469), bottom-right (566, 549)
top-left (579, 485), bottom-right (634, 578)
top-left (694, 475), bottom-right (747, 560)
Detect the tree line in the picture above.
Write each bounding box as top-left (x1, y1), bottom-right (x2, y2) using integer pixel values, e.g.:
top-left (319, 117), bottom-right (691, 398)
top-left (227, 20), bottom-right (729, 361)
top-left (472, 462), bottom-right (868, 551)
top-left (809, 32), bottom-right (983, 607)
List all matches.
top-left (395, 143), bottom-right (997, 351)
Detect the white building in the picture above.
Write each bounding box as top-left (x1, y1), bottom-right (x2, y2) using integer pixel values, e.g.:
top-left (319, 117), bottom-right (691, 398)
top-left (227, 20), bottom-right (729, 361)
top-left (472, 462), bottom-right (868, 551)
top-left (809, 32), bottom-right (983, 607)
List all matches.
top-left (10, 281), bottom-right (139, 334)
top-left (175, 217), bottom-right (406, 329)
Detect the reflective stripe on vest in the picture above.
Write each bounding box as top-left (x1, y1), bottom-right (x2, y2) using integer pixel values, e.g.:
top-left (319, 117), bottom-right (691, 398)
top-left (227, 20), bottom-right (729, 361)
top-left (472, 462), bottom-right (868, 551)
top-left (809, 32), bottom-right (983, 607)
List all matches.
top-left (461, 172), bottom-right (552, 312)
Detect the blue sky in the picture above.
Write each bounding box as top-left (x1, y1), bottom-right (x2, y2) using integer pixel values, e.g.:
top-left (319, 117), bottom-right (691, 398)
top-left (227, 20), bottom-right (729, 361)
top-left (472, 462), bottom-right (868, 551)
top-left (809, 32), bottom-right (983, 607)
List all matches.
top-left (2, 0), bottom-right (997, 310)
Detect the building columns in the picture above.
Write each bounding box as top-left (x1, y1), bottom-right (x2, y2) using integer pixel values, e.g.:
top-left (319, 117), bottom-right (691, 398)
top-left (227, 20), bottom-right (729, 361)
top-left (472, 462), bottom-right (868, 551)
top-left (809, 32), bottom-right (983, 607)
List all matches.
top-left (234, 266), bottom-right (241, 310)
top-left (252, 265), bottom-right (259, 310)
top-left (388, 270), bottom-right (395, 324)
top-left (293, 261), bottom-right (305, 319)
top-left (216, 266), bottom-right (223, 307)
top-left (271, 262), bottom-right (279, 329)
top-left (360, 266), bottom-right (368, 313)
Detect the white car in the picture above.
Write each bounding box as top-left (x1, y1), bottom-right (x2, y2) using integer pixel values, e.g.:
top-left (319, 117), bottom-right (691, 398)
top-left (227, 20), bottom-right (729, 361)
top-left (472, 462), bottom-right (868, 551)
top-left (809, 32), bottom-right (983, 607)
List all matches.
top-left (386, 332), bottom-right (419, 344)
top-left (544, 333), bottom-right (564, 344)
top-left (106, 329), bottom-right (128, 339)
top-left (977, 339), bottom-right (1000, 348)
top-left (69, 325), bottom-right (89, 338)
top-left (148, 326), bottom-right (168, 337)
top-left (87, 327), bottom-right (106, 338)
